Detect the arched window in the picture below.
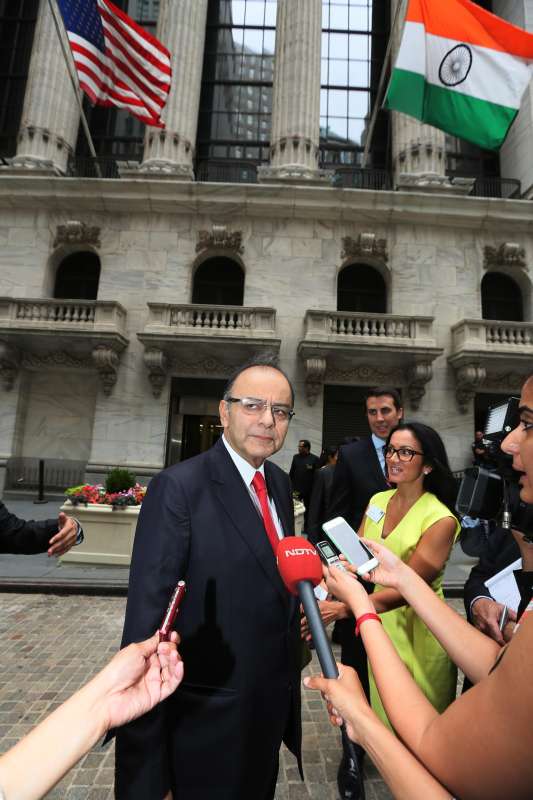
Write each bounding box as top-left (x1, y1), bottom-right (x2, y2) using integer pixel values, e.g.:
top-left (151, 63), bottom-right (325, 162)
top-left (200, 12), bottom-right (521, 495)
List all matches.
top-left (54, 253), bottom-right (101, 300)
top-left (481, 272), bottom-right (523, 321)
top-left (337, 263), bottom-right (386, 313)
top-left (192, 257), bottom-right (244, 306)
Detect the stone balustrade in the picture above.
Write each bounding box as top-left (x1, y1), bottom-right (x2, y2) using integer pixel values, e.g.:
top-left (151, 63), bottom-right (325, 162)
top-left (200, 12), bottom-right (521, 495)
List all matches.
top-left (145, 303), bottom-right (277, 336)
top-left (451, 318), bottom-right (533, 352)
top-left (0, 297), bottom-right (127, 336)
top-left (0, 298), bottom-right (128, 395)
top-left (303, 310), bottom-right (436, 345)
top-left (138, 304), bottom-right (280, 398)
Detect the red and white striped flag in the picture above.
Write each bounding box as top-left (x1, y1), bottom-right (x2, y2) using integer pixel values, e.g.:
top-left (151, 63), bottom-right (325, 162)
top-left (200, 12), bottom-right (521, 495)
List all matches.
top-left (57, 0), bottom-right (171, 128)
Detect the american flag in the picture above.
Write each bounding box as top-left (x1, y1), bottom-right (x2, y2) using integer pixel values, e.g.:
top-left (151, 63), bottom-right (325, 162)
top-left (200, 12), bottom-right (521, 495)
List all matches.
top-left (57, 0), bottom-right (171, 128)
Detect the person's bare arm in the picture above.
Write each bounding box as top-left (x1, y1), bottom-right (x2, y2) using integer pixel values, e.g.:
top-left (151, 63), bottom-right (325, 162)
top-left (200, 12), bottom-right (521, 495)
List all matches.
top-left (370, 516), bottom-right (456, 614)
top-left (0, 634), bottom-right (182, 800)
top-left (304, 667), bottom-right (452, 800)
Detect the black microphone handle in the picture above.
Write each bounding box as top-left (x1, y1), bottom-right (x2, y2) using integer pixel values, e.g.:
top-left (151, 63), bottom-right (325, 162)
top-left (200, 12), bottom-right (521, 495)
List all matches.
top-left (298, 580), bottom-right (338, 677)
top-left (298, 580), bottom-right (363, 785)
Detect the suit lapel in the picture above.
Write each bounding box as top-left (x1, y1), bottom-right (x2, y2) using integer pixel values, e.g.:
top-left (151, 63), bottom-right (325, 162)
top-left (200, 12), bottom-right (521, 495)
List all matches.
top-left (265, 463), bottom-right (294, 538)
top-left (208, 442), bottom-right (289, 608)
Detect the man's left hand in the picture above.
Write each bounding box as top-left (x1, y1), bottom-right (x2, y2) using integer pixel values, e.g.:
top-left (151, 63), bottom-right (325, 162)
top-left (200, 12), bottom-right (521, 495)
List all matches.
top-left (47, 512), bottom-right (78, 557)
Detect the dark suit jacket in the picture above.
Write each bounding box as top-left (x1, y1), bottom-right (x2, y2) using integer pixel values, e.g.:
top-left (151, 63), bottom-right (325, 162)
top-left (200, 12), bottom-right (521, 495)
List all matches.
top-left (327, 437), bottom-right (389, 531)
top-left (115, 439), bottom-right (302, 800)
top-left (0, 501), bottom-right (57, 553)
top-left (463, 526), bottom-right (521, 620)
top-left (306, 464), bottom-right (335, 545)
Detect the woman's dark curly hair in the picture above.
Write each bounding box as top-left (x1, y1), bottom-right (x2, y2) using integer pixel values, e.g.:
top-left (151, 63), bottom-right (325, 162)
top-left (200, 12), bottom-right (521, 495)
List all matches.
top-left (385, 422), bottom-right (458, 514)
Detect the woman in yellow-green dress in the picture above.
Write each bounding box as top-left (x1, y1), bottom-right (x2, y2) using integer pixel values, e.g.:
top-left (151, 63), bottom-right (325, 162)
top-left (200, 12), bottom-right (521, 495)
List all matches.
top-left (361, 422), bottom-right (461, 728)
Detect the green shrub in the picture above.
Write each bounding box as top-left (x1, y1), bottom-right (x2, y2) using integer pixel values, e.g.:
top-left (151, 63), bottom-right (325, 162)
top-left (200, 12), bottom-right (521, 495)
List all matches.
top-left (105, 468), bottom-right (136, 494)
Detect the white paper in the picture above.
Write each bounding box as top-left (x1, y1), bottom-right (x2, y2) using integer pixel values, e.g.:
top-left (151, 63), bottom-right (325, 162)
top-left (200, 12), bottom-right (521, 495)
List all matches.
top-left (314, 584), bottom-right (328, 601)
top-left (484, 558), bottom-right (522, 612)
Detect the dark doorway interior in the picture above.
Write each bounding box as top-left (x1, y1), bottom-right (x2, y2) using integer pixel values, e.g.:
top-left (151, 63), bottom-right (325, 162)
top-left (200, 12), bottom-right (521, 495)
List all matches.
top-left (337, 264), bottom-right (386, 313)
top-left (481, 272), bottom-right (523, 322)
top-left (192, 257), bottom-right (244, 305)
top-left (166, 377), bottom-right (226, 466)
top-left (54, 252), bottom-right (101, 300)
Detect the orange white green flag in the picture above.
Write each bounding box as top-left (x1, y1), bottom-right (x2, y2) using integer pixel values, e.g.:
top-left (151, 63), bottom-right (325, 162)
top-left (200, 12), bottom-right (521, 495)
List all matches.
top-left (384, 0), bottom-right (533, 150)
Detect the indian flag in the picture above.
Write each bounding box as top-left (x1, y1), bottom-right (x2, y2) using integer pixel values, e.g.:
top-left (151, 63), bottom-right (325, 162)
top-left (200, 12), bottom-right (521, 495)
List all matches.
top-left (384, 0), bottom-right (533, 150)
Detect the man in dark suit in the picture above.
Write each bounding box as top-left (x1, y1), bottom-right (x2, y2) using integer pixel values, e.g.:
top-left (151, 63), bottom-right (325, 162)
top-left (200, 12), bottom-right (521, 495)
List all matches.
top-left (289, 439), bottom-right (319, 531)
top-left (0, 502), bottom-right (81, 556)
top-left (325, 387), bottom-right (403, 798)
top-left (115, 357), bottom-right (302, 800)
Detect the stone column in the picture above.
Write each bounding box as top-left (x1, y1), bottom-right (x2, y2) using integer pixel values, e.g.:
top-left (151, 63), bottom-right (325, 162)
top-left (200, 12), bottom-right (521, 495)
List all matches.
top-left (258, 0), bottom-right (331, 184)
top-left (137, 0), bottom-right (208, 180)
top-left (8, 1), bottom-right (80, 175)
top-left (389, 0), bottom-right (471, 193)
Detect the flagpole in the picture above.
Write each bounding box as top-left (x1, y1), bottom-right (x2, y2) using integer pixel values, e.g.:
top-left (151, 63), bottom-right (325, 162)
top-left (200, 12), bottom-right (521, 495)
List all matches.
top-left (46, 0), bottom-right (103, 178)
top-left (361, 0), bottom-right (407, 169)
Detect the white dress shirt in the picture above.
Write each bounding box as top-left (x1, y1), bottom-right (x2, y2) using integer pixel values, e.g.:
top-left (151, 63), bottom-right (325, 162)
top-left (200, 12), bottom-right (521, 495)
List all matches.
top-left (372, 433), bottom-right (387, 475)
top-left (222, 435), bottom-right (284, 540)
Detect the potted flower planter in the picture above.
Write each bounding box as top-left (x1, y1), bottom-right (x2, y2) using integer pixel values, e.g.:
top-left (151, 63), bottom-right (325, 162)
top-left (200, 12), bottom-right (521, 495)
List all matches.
top-left (60, 502), bottom-right (140, 566)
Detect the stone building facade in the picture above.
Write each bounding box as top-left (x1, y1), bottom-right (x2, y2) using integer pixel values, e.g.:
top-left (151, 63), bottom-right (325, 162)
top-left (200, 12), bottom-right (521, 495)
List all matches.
top-left (0, 0), bottom-right (532, 493)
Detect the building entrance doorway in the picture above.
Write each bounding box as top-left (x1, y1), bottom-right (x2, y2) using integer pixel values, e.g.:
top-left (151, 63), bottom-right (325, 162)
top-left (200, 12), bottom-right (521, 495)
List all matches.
top-left (166, 377), bottom-right (226, 466)
top-left (181, 415), bottom-right (223, 461)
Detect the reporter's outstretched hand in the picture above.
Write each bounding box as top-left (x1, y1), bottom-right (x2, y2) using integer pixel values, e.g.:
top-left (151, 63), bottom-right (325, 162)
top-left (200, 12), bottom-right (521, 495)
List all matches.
top-left (304, 663), bottom-right (374, 745)
top-left (48, 512), bottom-right (78, 556)
top-left (357, 537), bottom-right (406, 589)
top-left (323, 563), bottom-right (372, 618)
top-left (99, 631), bottom-right (183, 731)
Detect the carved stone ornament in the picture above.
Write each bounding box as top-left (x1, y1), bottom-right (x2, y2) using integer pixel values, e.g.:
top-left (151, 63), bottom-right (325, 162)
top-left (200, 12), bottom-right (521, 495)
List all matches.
top-left (0, 341), bottom-right (20, 391)
top-left (484, 371), bottom-right (528, 392)
top-left (144, 348), bottom-right (169, 398)
top-left (170, 357), bottom-right (235, 377)
top-left (325, 364), bottom-right (404, 385)
top-left (54, 221), bottom-right (101, 249)
top-left (196, 225), bottom-right (244, 255)
top-left (484, 243), bottom-right (526, 269)
top-left (21, 352), bottom-right (92, 370)
top-left (91, 345), bottom-right (120, 396)
top-left (303, 357), bottom-right (327, 406)
top-left (454, 363), bottom-right (487, 413)
top-left (341, 233), bottom-right (388, 263)
top-left (407, 362), bottom-right (433, 410)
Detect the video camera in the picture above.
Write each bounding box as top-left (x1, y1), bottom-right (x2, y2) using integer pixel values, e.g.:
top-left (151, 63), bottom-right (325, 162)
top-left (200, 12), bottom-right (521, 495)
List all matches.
top-left (456, 396), bottom-right (533, 541)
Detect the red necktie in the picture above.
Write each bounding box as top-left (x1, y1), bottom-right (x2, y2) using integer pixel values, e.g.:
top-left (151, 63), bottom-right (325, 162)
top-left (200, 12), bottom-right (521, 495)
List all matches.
top-left (251, 471), bottom-right (280, 554)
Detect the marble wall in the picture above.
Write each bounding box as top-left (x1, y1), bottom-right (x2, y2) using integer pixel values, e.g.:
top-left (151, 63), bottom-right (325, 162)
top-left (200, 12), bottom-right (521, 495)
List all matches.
top-left (0, 180), bottom-right (532, 482)
top-left (20, 370), bottom-right (98, 461)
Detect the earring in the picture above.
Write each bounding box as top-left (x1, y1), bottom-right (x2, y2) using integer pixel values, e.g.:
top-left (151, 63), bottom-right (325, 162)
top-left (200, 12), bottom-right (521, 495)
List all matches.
top-left (423, 469), bottom-right (429, 475)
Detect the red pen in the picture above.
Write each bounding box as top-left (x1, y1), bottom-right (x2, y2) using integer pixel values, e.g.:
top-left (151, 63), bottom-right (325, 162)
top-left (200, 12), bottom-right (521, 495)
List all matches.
top-left (158, 580), bottom-right (186, 642)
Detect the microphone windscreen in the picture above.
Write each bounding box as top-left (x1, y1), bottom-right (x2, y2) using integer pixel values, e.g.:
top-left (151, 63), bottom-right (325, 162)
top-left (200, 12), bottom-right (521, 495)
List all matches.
top-left (277, 537), bottom-right (323, 595)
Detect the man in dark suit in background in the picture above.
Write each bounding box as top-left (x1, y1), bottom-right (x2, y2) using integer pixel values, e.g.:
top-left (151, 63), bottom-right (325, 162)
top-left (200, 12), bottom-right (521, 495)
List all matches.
top-left (115, 356), bottom-right (302, 800)
top-left (325, 387), bottom-right (403, 798)
top-left (289, 439), bottom-right (319, 531)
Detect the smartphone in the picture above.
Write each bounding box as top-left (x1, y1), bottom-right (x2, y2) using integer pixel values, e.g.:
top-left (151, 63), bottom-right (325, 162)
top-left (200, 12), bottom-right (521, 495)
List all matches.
top-left (322, 517), bottom-right (379, 576)
top-left (315, 539), bottom-right (349, 572)
top-left (498, 605), bottom-right (509, 632)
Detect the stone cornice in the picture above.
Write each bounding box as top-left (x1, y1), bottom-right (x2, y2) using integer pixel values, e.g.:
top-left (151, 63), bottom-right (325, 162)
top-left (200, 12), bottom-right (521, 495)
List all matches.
top-left (1, 176), bottom-right (533, 232)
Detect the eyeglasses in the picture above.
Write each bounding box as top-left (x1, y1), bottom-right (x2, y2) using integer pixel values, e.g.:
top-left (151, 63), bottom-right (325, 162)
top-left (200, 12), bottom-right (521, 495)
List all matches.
top-left (225, 396), bottom-right (295, 423)
top-left (383, 444), bottom-right (424, 462)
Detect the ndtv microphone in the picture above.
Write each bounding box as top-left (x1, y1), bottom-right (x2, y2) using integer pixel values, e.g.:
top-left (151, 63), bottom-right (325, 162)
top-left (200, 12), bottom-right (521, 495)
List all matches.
top-left (277, 537), bottom-right (362, 789)
top-left (277, 537), bottom-right (337, 678)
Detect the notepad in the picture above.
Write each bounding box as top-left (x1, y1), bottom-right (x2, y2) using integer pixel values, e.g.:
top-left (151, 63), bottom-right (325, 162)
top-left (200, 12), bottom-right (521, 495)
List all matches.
top-left (484, 558), bottom-right (522, 612)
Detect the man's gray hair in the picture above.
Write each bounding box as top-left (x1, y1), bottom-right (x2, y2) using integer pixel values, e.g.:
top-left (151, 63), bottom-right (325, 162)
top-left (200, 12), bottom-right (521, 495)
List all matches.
top-left (223, 353), bottom-right (295, 407)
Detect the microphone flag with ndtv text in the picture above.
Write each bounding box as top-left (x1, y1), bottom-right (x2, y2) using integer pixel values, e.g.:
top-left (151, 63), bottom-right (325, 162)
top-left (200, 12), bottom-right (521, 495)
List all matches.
top-left (277, 537), bottom-right (323, 595)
